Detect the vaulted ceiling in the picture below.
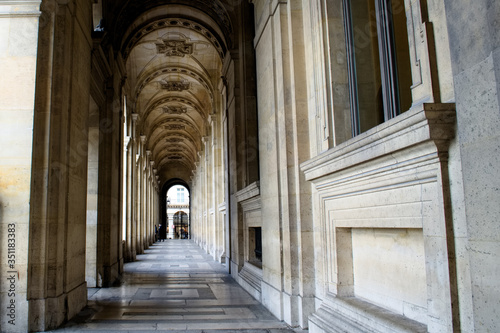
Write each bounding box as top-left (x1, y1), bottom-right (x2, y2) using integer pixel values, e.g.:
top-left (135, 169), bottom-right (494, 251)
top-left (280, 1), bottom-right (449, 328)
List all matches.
top-left (104, 0), bottom-right (234, 186)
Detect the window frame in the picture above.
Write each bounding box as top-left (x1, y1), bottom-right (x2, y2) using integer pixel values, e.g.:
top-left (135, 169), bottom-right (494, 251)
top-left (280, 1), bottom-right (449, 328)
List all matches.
top-left (343, 0), bottom-right (405, 136)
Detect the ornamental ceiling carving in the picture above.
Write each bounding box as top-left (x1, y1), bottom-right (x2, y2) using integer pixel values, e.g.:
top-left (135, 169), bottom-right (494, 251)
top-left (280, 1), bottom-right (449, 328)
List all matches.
top-left (163, 106), bottom-right (188, 114)
top-left (156, 39), bottom-right (193, 57)
top-left (160, 80), bottom-right (190, 91)
top-left (116, 0), bottom-right (231, 182)
top-left (164, 124), bottom-right (186, 131)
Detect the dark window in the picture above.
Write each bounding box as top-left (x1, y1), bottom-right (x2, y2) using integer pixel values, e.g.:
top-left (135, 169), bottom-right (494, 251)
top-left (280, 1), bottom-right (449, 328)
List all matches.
top-left (254, 227), bottom-right (262, 261)
top-left (249, 227), bottom-right (262, 267)
top-left (343, 0), bottom-right (412, 136)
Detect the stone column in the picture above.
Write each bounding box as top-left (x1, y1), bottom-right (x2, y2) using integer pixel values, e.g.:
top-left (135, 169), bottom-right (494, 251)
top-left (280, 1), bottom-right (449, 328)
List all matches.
top-left (26, 0), bottom-right (92, 330)
top-left (96, 77), bottom-right (122, 288)
top-left (250, 0), bottom-right (315, 326)
top-left (211, 111), bottom-right (224, 261)
top-left (155, 184), bottom-right (160, 236)
top-left (137, 135), bottom-right (146, 253)
top-left (130, 113), bottom-right (138, 259)
top-left (155, 178), bottom-right (161, 238)
top-left (444, 1), bottom-right (500, 331)
top-left (85, 124), bottom-right (99, 288)
top-left (150, 160), bottom-right (155, 243)
top-left (148, 173), bottom-right (153, 244)
top-left (0, 1), bottom-right (41, 331)
top-left (145, 150), bottom-right (151, 246)
top-left (125, 130), bottom-right (133, 261)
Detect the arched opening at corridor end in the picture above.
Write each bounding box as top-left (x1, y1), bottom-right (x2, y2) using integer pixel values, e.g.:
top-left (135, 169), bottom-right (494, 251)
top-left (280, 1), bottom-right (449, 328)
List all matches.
top-left (161, 179), bottom-right (190, 240)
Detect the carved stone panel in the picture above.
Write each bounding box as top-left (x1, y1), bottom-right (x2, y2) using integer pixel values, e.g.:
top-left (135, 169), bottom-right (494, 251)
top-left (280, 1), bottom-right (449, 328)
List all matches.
top-left (165, 138), bottom-right (183, 143)
top-left (164, 124), bottom-right (186, 131)
top-left (156, 39), bottom-right (193, 57)
top-left (168, 155), bottom-right (183, 160)
top-left (163, 106), bottom-right (188, 114)
top-left (160, 80), bottom-right (190, 91)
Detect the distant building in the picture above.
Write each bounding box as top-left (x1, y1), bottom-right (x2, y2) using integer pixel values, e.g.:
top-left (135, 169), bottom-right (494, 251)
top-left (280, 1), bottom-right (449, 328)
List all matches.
top-left (166, 185), bottom-right (190, 239)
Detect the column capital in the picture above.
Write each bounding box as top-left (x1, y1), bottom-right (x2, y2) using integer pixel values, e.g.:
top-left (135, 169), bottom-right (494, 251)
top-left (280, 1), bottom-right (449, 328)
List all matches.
top-left (140, 135), bottom-right (147, 143)
top-left (131, 113), bottom-right (139, 121)
top-left (146, 150), bottom-right (152, 156)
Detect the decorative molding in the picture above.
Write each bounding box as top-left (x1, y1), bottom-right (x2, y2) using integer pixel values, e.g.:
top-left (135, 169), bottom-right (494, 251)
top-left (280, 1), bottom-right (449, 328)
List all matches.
top-left (235, 181), bottom-right (260, 203)
top-left (137, 67), bottom-right (213, 101)
top-left (0, 1), bottom-right (41, 17)
top-left (165, 138), bottom-right (183, 143)
top-left (301, 103), bottom-right (456, 181)
top-left (239, 196), bottom-right (261, 213)
top-left (239, 263), bottom-right (263, 294)
top-left (167, 148), bottom-right (183, 153)
top-left (164, 124), bottom-right (186, 131)
top-left (156, 39), bottom-right (193, 57)
top-left (122, 17), bottom-right (226, 60)
top-left (302, 103), bottom-right (457, 332)
top-left (162, 106), bottom-right (188, 114)
top-left (148, 96), bottom-right (198, 113)
top-left (310, 299), bottom-right (426, 333)
top-left (160, 79), bottom-right (190, 91)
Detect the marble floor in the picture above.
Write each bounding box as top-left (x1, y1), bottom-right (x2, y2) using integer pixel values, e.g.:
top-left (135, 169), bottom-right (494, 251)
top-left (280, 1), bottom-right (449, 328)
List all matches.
top-left (51, 239), bottom-right (304, 332)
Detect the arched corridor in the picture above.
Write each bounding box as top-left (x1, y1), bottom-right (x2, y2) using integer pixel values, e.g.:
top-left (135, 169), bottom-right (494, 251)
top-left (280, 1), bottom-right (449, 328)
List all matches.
top-left (1, 0), bottom-right (500, 332)
top-left (54, 240), bottom-right (302, 332)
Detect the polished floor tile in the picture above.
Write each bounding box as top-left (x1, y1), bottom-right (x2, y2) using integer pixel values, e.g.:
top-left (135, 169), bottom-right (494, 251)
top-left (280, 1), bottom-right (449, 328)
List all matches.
top-left (50, 240), bottom-right (304, 332)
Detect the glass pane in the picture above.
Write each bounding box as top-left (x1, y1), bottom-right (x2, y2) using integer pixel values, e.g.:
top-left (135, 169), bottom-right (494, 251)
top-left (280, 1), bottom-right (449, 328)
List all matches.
top-left (390, 0), bottom-right (412, 114)
top-left (351, 0), bottom-right (384, 133)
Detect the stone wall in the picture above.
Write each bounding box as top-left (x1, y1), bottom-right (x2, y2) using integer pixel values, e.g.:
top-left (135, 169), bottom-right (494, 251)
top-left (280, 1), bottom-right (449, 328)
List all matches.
top-left (0, 1), bottom-right (41, 331)
top-left (249, 0), bottom-right (499, 332)
top-left (26, 0), bottom-right (93, 330)
top-left (444, 0), bottom-right (500, 331)
top-left (302, 104), bottom-right (456, 332)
